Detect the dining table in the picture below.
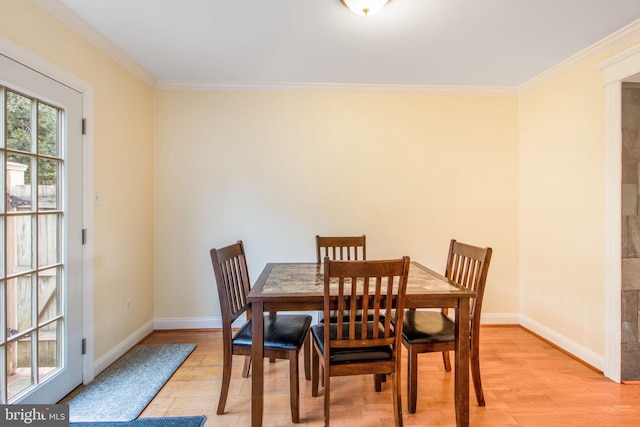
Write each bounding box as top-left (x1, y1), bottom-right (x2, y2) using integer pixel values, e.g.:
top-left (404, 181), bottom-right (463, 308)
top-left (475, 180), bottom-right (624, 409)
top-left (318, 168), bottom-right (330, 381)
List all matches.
top-left (247, 261), bottom-right (476, 427)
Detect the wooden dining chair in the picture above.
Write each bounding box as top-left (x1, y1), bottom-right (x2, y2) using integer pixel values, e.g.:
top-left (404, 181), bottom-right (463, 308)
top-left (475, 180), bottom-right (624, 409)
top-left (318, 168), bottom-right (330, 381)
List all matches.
top-left (210, 240), bottom-right (312, 423)
top-left (316, 235), bottom-right (366, 263)
top-left (311, 257), bottom-right (411, 427)
top-left (400, 239), bottom-right (492, 413)
top-left (315, 234), bottom-right (380, 387)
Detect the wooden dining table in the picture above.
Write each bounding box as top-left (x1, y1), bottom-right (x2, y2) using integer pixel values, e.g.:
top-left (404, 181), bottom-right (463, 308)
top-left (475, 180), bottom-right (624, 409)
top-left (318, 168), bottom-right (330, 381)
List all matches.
top-left (247, 261), bottom-right (476, 427)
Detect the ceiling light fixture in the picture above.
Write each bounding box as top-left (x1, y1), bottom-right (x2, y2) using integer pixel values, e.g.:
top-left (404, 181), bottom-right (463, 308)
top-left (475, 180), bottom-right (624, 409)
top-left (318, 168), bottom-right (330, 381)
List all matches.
top-left (340, 0), bottom-right (391, 17)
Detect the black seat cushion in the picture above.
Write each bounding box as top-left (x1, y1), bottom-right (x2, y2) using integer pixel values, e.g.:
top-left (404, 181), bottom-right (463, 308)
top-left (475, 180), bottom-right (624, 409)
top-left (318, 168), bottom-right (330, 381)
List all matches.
top-left (311, 322), bottom-right (392, 364)
top-left (402, 310), bottom-right (455, 344)
top-left (233, 314), bottom-right (312, 350)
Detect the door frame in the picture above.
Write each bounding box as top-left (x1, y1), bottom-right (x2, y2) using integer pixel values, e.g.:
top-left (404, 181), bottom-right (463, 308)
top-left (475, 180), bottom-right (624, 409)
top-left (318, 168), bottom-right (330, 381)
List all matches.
top-left (0, 35), bottom-right (95, 384)
top-left (598, 43), bottom-right (640, 383)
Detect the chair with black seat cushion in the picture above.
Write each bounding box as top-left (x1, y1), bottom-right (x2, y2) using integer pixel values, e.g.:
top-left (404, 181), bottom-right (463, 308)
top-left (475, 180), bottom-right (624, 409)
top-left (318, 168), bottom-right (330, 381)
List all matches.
top-left (210, 240), bottom-right (312, 423)
top-left (316, 235), bottom-right (370, 325)
top-left (315, 235), bottom-right (385, 388)
top-left (401, 239), bottom-right (492, 413)
top-left (311, 257), bottom-right (410, 427)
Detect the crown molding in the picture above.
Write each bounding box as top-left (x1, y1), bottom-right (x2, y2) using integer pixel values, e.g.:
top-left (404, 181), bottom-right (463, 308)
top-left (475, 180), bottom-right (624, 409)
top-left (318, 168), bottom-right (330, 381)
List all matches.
top-left (518, 18), bottom-right (640, 94)
top-left (34, 0), bottom-right (156, 87)
top-left (34, 1), bottom-right (640, 96)
top-left (155, 79), bottom-right (518, 96)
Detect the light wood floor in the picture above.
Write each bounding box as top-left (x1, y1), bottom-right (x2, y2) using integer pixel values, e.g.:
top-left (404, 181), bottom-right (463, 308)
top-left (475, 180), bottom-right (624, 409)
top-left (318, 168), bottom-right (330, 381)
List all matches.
top-left (136, 326), bottom-right (640, 426)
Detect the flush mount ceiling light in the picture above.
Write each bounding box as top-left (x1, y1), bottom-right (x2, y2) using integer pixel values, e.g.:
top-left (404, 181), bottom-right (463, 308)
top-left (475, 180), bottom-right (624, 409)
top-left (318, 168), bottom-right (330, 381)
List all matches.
top-left (340, 0), bottom-right (391, 16)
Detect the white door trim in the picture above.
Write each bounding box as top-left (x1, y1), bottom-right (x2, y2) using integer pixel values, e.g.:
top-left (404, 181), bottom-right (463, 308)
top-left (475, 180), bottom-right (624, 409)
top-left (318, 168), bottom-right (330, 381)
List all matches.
top-left (0, 35), bottom-right (95, 383)
top-left (597, 42), bottom-right (640, 383)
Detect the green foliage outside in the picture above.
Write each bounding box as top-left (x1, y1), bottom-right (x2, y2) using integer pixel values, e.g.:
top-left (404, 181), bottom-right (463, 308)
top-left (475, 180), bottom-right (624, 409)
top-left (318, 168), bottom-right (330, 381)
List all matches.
top-left (5, 90), bottom-right (59, 186)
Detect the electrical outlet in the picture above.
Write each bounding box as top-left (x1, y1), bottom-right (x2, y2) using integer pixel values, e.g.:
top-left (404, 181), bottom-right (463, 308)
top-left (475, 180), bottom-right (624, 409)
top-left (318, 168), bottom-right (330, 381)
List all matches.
top-left (125, 298), bottom-right (131, 313)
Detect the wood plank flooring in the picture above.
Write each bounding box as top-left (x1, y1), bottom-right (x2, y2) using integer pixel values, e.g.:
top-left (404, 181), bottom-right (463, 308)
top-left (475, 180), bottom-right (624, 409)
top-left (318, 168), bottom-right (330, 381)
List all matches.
top-left (136, 326), bottom-right (640, 426)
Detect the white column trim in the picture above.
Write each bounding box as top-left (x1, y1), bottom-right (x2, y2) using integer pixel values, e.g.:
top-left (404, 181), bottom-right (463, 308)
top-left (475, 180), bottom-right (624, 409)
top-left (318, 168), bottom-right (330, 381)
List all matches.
top-left (603, 81), bottom-right (622, 383)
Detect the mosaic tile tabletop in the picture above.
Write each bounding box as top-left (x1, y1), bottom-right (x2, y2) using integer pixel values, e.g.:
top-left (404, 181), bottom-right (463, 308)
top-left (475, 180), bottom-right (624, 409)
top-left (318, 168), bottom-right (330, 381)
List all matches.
top-left (259, 262), bottom-right (467, 295)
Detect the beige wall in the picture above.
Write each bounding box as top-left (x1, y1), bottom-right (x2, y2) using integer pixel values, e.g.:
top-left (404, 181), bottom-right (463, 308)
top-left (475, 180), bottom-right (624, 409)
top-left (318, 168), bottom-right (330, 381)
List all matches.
top-left (519, 60), bottom-right (608, 354)
top-left (1, 0), bottom-right (155, 360)
top-left (154, 90), bottom-right (520, 319)
top-left (518, 35), bottom-right (640, 357)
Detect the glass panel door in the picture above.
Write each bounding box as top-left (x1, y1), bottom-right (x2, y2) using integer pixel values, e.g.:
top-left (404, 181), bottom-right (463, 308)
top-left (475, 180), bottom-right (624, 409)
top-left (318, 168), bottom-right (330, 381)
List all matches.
top-left (1, 53), bottom-right (83, 404)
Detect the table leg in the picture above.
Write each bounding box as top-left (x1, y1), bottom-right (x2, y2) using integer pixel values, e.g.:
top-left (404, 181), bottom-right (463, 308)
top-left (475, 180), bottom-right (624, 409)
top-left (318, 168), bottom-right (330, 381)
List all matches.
top-left (454, 298), bottom-right (470, 427)
top-left (251, 301), bottom-right (264, 427)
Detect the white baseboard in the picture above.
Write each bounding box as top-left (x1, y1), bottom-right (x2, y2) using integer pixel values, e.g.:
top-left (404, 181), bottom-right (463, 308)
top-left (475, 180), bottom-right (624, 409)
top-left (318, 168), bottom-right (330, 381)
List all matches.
top-left (519, 315), bottom-right (605, 371)
top-left (93, 319), bottom-right (154, 376)
top-left (481, 312), bottom-right (521, 324)
top-left (154, 317), bottom-right (220, 330)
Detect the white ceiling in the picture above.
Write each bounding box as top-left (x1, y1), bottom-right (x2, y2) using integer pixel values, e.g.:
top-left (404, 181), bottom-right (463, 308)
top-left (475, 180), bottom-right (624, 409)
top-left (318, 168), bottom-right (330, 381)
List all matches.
top-left (45, 0), bottom-right (640, 88)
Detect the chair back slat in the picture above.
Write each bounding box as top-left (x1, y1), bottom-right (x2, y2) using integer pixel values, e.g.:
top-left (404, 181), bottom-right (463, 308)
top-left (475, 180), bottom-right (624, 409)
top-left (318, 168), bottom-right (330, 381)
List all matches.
top-left (371, 278), bottom-right (382, 333)
top-left (444, 239), bottom-right (492, 319)
top-left (316, 235), bottom-right (366, 263)
top-left (210, 241), bottom-right (252, 325)
top-left (223, 256), bottom-right (245, 315)
top-left (383, 275), bottom-right (394, 336)
top-left (324, 257), bottom-right (410, 349)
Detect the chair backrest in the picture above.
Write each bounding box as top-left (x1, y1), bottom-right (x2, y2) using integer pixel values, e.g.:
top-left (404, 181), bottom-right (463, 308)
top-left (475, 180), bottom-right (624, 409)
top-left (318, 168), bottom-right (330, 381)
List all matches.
top-left (316, 235), bottom-right (366, 263)
top-left (444, 239), bottom-right (492, 323)
top-left (323, 257), bottom-right (410, 351)
top-left (210, 240), bottom-right (252, 327)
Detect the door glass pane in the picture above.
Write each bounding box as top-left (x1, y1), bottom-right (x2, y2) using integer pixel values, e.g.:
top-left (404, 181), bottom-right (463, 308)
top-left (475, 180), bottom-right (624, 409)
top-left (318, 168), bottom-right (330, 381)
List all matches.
top-left (38, 215), bottom-right (61, 267)
top-left (6, 275), bottom-right (35, 335)
top-left (0, 150), bottom-right (4, 215)
top-left (0, 217), bottom-right (4, 276)
top-left (37, 103), bottom-right (59, 157)
top-left (38, 268), bottom-right (60, 322)
top-left (7, 332), bottom-right (33, 401)
top-left (0, 279), bottom-right (5, 341)
top-left (6, 215), bottom-right (35, 275)
top-left (37, 158), bottom-right (60, 211)
top-left (38, 320), bottom-right (60, 382)
top-left (1, 280), bottom-right (5, 403)
top-left (6, 153), bottom-right (34, 211)
top-left (6, 91), bottom-right (32, 153)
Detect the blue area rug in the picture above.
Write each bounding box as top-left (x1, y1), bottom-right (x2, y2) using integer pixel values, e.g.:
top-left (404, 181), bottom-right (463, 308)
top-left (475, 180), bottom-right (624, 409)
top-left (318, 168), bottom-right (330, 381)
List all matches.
top-left (68, 344), bottom-right (196, 422)
top-left (70, 416), bottom-right (206, 427)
